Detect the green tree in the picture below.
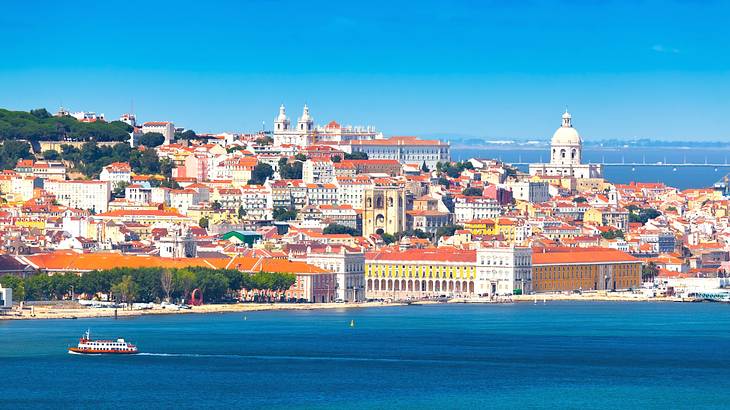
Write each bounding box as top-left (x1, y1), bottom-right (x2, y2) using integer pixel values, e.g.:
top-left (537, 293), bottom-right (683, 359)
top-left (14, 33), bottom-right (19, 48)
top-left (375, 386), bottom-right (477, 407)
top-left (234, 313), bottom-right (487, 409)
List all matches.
top-left (294, 153), bottom-right (308, 162)
top-left (331, 155), bottom-right (342, 163)
top-left (421, 161), bottom-right (429, 173)
top-left (249, 163), bottom-right (274, 185)
top-left (381, 233), bottom-right (396, 244)
top-left (30, 108), bottom-right (52, 119)
top-left (138, 132), bottom-right (165, 147)
top-left (211, 201), bottom-right (222, 211)
top-left (642, 262), bottom-right (659, 282)
top-left (273, 207), bottom-right (297, 221)
top-left (0, 275), bottom-right (25, 301)
top-left (42, 149), bottom-right (60, 160)
top-left (111, 275), bottom-right (139, 305)
top-left (462, 187), bottom-right (483, 196)
top-left (199, 216), bottom-right (210, 229)
top-left (323, 223), bottom-right (360, 236)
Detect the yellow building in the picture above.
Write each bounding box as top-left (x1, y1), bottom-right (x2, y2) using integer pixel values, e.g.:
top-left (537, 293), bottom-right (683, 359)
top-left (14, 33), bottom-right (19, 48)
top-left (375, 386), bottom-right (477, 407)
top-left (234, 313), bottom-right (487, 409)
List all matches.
top-left (464, 219), bottom-right (496, 235)
top-left (365, 248), bottom-right (477, 299)
top-left (363, 182), bottom-right (406, 236)
top-left (532, 248), bottom-right (641, 292)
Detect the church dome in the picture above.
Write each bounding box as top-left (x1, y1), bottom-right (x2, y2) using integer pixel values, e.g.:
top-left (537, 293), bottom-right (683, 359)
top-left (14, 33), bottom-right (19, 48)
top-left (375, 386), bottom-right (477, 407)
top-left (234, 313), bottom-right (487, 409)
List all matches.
top-left (551, 110), bottom-right (581, 146)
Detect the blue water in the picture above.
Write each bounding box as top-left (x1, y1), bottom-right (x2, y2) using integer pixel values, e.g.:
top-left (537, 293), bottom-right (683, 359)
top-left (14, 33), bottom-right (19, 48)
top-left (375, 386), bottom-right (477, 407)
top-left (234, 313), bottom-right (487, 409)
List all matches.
top-left (453, 147), bottom-right (730, 189)
top-left (2, 303), bottom-right (730, 409)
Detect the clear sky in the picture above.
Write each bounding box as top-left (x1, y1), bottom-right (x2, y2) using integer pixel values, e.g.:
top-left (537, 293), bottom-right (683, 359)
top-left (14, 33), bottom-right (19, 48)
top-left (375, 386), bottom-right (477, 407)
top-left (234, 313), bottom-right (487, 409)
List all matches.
top-left (1, 0), bottom-right (728, 140)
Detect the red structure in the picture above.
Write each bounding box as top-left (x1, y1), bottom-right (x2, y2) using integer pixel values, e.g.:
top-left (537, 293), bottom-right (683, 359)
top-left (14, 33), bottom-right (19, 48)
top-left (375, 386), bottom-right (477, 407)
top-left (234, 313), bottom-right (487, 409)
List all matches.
top-left (189, 288), bottom-right (204, 306)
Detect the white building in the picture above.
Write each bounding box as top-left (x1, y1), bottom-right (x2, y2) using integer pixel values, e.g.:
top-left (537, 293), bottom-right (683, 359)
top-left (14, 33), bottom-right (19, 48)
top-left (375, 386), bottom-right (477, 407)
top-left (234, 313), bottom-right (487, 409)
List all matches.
top-left (476, 245), bottom-right (532, 296)
top-left (315, 120), bottom-right (381, 143)
top-left (11, 176), bottom-right (40, 201)
top-left (273, 104), bottom-right (315, 147)
top-left (335, 175), bottom-right (374, 209)
top-left (0, 286), bottom-right (12, 308)
top-left (142, 121), bottom-right (176, 145)
top-left (454, 196), bottom-right (502, 224)
top-left (529, 110), bottom-right (603, 179)
top-left (44, 180), bottom-right (111, 213)
top-left (349, 136), bottom-right (450, 169)
top-left (294, 245), bottom-right (365, 302)
top-left (99, 162), bottom-right (132, 189)
top-left (302, 159), bottom-right (335, 184)
top-left (509, 181), bottom-right (550, 203)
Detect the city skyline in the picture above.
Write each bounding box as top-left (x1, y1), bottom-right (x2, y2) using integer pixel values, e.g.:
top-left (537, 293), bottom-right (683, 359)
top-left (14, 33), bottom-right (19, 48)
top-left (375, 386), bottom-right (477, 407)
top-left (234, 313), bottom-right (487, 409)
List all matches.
top-left (2, 1), bottom-right (729, 139)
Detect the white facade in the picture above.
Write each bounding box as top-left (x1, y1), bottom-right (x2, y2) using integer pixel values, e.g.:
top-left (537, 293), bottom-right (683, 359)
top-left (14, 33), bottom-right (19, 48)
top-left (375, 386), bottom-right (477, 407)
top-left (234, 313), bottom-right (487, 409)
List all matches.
top-left (303, 246), bottom-right (365, 302)
top-left (302, 159), bottom-right (335, 184)
top-left (273, 104), bottom-right (315, 147)
top-left (44, 180), bottom-right (111, 213)
top-left (349, 136), bottom-right (450, 169)
top-left (335, 176), bottom-right (373, 209)
top-left (509, 181), bottom-right (550, 203)
top-left (529, 111), bottom-right (603, 179)
top-left (0, 286), bottom-right (12, 308)
top-left (476, 245), bottom-right (532, 296)
top-left (142, 121), bottom-right (175, 145)
top-left (454, 196), bottom-right (502, 223)
top-left (99, 163), bottom-right (132, 189)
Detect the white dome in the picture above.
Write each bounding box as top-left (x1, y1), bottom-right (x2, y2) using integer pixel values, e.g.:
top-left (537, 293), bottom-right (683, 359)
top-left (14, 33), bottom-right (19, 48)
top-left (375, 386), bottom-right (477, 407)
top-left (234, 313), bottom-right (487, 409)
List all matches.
top-left (551, 110), bottom-right (581, 146)
top-left (551, 126), bottom-right (581, 146)
top-left (277, 104), bottom-right (288, 121)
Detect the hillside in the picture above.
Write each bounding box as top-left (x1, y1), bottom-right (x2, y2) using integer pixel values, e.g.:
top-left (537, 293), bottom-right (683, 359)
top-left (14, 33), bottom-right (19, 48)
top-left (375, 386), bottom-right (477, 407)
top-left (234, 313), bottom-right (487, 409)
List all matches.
top-left (0, 108), bottom-right (132, 142)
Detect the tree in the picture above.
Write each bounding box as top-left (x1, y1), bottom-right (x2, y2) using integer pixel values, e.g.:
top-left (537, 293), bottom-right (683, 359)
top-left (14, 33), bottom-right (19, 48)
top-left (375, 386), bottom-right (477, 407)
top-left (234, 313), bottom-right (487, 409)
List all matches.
top-left (0, 140), bottom-right (33, 170)
top-left (111, 275), bottom-right (139, 306)
top-left (138, 132), bottom-right (165, 148)
top-left (573, 197), bottom-right (588, 203)
top-left (249, 163), bottom-right (274, 185)
top-left (255, 135), bottom-right (273, 145)
top-left (421, 161), bottom-right (429, 173)
top-left (177, 129), bottom-right (197, 140)
top-left (237, 205), bottom-right (246, 219)
top-left (0, 275), bottom-right (25, 301)
top-left (436, 224), bottom-right (464, 240)
top-left (462, 187), bottom-right (483, 196)
top-left (601, 229), bottom-right (624, 240)
top-left (323, 223), bottom-right (360, 236)
top-left (42, 150), bottom-right (60, 160)
top-left (273, 207), bottom-right (297, 221)
top-left (344, 151), bottom-right (368, 160)
top-left (30, 108), bottom-right (52, 119)
top-left (642, 262), bottom-right (659, 282)
top-left (174, 269), bottom-right (196, 302)
top-left (160, 269), bottom-right (173, 302)
top-left (279, 158), bottom-right (303, 180)
top-left (211, 201), bottom-right (222, 211)
top-left (112, 181), bottom-right (129, 198)
top-left (199, 216), bottom-right (209, 229)
top-left (381, 233), bottom-right (397, 244)
top-left (331, 155), bottom-right (342, 163)
top-left (294, 153), bottom-right (308, 162)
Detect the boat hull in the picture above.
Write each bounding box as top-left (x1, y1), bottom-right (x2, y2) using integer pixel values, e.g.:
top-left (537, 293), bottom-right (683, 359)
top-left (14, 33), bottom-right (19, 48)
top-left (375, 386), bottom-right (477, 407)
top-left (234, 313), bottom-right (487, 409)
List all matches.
top-left (68, 347), bottom-right (139, 355)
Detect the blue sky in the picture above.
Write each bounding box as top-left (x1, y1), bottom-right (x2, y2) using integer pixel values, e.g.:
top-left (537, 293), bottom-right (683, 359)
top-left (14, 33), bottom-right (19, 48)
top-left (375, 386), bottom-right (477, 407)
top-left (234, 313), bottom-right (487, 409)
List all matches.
top-left (1, 0), bottom-right (729, 140)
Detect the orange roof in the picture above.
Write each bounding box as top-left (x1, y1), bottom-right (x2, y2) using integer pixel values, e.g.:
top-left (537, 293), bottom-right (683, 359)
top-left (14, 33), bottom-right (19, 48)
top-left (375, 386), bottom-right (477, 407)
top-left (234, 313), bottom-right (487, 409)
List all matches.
top-left (367, 248), bottom-right (476, 263)
top-left (532, 248), bottom-right (639, 265)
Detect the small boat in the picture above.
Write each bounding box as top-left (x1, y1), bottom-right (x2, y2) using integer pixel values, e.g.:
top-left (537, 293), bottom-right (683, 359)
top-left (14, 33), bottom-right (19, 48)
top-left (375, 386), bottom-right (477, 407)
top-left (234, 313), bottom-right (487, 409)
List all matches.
top-left (68, 330), bottom-right (139, 355)
top-left (349, 320), bottom-right (355, 328)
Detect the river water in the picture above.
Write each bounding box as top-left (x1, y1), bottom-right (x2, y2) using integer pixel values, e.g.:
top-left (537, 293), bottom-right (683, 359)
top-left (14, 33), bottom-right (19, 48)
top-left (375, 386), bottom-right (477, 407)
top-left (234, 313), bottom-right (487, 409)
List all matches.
top-left (452, 147), bottom-right (730, 189)
top-left (1, 302), bottom-right (729, 409)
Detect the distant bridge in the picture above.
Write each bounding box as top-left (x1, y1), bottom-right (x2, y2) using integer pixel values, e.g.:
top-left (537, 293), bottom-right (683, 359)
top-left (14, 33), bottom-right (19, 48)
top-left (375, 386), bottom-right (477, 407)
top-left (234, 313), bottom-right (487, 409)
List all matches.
top-left (508, 162), bottom-right (730, 168)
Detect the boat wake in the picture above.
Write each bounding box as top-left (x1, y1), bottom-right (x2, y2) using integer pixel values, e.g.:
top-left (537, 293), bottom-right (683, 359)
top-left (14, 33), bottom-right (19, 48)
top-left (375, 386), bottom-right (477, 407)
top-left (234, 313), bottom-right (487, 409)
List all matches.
top-left (135, 352), bottom-right (475, 365)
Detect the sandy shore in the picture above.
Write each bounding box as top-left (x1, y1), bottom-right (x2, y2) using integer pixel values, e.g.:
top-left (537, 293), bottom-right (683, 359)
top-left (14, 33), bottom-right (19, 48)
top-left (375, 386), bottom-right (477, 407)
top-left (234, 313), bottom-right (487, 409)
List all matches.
top-left (0, 301), bottom-right (406, 321)
top-left (1, 293), bottom-right (691, 321)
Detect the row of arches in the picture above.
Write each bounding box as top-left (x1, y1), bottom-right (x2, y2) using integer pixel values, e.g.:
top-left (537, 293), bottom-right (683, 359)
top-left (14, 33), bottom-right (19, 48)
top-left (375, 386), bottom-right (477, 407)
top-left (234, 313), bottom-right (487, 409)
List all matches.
top-left (366, 278), bottom-right (475, 295)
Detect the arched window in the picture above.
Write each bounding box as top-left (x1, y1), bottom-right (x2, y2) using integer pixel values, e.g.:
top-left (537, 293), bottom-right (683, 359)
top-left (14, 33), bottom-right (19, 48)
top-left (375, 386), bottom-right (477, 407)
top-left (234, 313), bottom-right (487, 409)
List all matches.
top-left (561, 149), bottom-right (566, 158)
top-left (366, 198), bottom-right (372, 207)
top-left (571, 149), bottom-right (576, 159)
top-left (388, 197), bottom-right (394, 207)
top-left (375, 197), bottom-right (383, 208)
top-left (376, 214), bottom-right (385, 225)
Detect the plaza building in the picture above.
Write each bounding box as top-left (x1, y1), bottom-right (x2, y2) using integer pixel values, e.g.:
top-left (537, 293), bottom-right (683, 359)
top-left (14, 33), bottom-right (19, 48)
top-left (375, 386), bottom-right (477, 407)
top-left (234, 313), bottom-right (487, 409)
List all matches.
top-left (365, 248), bottom-right (477, 299)
top-left (349, 136), bottom-right (450, 169)
top-left (476, 244), bottom-right (533, 296)
top-left (529, 111), bottom-right (603, 179)
top-left (532, 247), bottom-right (641, 292)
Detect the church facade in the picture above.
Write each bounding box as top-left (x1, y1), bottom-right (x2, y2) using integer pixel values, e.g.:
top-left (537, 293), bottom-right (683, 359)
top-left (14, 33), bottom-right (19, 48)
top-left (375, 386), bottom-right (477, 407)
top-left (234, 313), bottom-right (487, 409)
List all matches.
top-left (273, 104), bottom-right (316, 147)
top-left (529, 111), bottom-right (603, 179)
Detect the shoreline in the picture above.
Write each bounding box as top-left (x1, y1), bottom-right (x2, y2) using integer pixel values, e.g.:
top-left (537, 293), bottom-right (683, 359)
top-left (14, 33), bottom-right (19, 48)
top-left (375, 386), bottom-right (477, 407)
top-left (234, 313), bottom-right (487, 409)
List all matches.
top-left (0, 293), bottom-right (699, 321)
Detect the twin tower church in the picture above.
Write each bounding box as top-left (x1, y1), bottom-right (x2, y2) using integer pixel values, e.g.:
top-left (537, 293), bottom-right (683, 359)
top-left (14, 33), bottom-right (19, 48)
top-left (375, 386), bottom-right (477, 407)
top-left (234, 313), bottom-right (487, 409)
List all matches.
top-left (529, 110), bottom-right (604, 179)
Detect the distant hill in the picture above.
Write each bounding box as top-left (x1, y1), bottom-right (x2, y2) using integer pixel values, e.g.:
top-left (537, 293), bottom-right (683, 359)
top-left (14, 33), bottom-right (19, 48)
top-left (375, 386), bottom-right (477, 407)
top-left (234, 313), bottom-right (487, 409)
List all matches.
top-left (0, 108), bottom-right (132, 142)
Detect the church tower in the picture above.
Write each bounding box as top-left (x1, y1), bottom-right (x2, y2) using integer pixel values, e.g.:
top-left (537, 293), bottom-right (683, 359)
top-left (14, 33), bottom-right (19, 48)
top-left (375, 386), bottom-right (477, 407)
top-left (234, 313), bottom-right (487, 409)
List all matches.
top-left (274, 104), bottom-right (290, 134)
top-left (297, 104), bottom-right (314, 133)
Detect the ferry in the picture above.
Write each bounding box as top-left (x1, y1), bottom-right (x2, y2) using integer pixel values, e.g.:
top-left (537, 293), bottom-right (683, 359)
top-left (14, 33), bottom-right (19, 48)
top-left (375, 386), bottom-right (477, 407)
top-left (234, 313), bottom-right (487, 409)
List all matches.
top-left (68, 330), bottom-right (139, 355)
